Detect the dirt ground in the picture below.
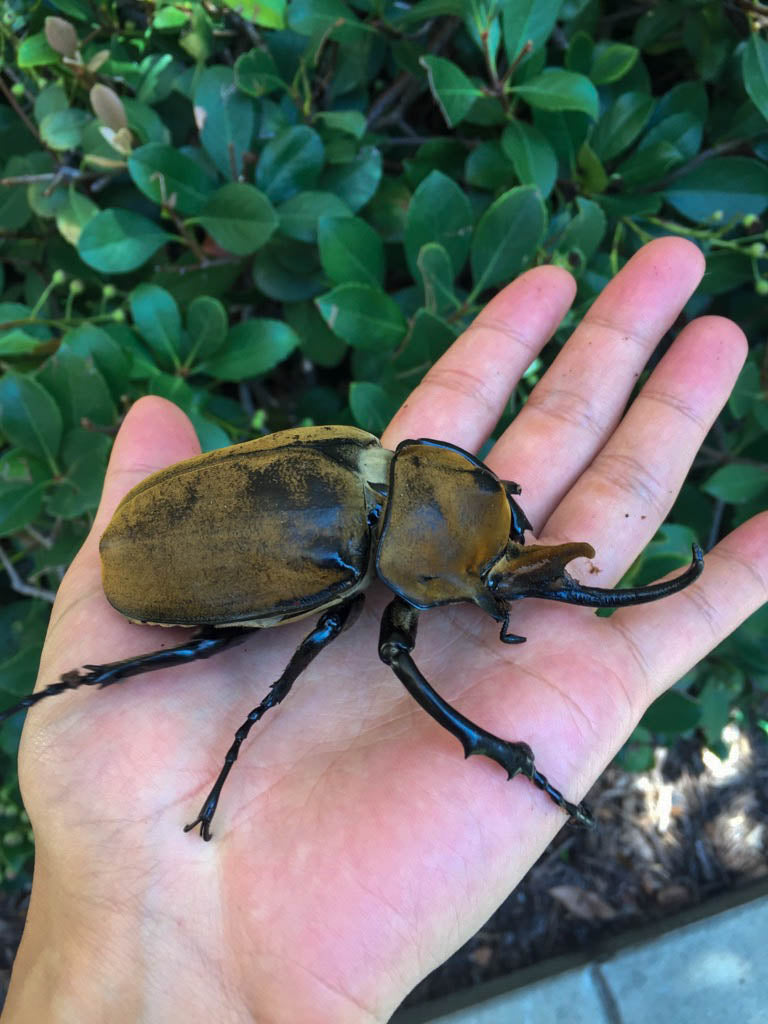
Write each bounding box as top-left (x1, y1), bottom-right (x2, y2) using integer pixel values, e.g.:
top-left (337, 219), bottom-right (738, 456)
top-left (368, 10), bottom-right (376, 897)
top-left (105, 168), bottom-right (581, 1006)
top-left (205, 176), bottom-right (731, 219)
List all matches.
top-left (2, 724), bottom-right (767, 1014)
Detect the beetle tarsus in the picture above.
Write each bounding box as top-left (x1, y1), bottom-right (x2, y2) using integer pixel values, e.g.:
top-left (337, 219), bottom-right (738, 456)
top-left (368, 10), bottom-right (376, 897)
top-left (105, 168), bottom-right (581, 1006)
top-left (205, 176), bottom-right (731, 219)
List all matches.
top-left (379, 597), bottom-right (590, 827)
top-left (183, 595), bottom-right (365, 839)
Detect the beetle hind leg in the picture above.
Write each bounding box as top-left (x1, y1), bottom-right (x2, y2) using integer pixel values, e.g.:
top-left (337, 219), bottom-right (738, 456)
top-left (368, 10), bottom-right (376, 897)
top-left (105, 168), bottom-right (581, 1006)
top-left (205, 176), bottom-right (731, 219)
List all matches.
top-left (0, 627), bottom-right (249, 725)
top-left (184, 594), bottom-right (364, 841)
top-left (378, 598), bottom-right (594, 829)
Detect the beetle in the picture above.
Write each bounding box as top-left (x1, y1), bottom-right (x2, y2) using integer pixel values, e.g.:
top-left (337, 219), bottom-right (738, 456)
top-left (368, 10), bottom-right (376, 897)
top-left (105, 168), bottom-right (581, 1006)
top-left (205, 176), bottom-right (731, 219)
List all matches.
top-left (1, 425), bottom-right (703, 840)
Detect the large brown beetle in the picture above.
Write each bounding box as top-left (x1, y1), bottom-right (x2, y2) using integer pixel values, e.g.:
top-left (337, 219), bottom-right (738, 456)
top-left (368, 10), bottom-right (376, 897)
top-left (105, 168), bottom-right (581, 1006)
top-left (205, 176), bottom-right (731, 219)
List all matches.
top-left (1, 425), bottom-right (703, 839)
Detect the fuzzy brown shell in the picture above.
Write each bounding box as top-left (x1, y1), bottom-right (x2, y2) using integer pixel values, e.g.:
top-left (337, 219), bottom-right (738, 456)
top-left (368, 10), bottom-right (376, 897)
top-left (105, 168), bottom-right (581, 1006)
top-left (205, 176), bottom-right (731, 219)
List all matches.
top-left (100, 426), bottom-right (390, 627)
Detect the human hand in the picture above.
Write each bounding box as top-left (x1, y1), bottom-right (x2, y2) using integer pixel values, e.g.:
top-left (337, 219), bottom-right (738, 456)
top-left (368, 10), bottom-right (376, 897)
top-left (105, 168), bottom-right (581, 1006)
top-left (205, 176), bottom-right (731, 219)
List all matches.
top-left (4, 237), bottom-right (767, 1024)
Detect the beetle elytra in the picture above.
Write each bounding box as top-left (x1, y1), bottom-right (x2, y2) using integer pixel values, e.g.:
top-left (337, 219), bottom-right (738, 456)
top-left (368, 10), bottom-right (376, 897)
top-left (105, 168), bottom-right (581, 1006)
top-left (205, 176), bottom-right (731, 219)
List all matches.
top-left (1, 426), bottom-right (703, 839)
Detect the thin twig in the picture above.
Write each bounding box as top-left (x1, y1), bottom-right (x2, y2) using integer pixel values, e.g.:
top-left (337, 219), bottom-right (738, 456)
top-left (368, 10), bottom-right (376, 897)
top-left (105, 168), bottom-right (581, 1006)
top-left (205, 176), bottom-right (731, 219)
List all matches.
top-left (0, 546), bottom-right (56, 603)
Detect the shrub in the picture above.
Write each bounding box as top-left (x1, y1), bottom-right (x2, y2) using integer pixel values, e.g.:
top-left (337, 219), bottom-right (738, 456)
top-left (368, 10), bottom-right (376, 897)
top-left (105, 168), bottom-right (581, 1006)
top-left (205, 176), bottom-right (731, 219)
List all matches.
top-left (1, 0), bottom-right (767, 885)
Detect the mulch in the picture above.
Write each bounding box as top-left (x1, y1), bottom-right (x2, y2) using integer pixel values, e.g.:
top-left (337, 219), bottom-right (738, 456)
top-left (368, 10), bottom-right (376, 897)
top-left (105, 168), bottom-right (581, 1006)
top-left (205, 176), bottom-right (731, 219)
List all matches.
top-left (2, 724), bottom-right (766, 1015)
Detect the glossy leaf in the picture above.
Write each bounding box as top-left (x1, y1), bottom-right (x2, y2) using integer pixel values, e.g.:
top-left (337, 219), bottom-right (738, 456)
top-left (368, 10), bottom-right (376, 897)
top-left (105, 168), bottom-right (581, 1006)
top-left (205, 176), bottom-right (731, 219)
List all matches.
top-left (37, 349), bottom-right (115, 429)
top-left (185, 296), bottom-right (228, 363)
top-left (420, 56), bottom-right (484, 127)
top-left (194, 67), bottom-right (255, 179)
top-left (470, 186), bottom-right (546, 291)
top-left (203, 320), bottom-right (299, 380)
top-left (0, 374), bottom-right (62, 466)
top-left (193, 183), bottom-right (278, 254)
top-left (664, 157), bottom-right (768, 223)
top-left (316, 284), bottom-right (406, 350)
top-left (510, 69), bottom-right (599, 119)
top-left (129, 284), bottom-right (182, 369)
top-left (349, 381), bottom-right (400, 434)
top-left (278, 191), bottom-right (351, 242)
top-left (702, 464), bottom-right (768, 504)
top-left (78, 210), bottom-right (171, 273)
top-left (405, 170), bottom-right (473, 280)
top-left (317, 216), bottom-right (385, 286)
top-left (502, 121), bottom-right (557, 197)
top-left (257, 126), bottom-right (324, 203)
top-left (501, 0), bottom-right (563, 63)
top-left (128, 144), bottom-right (217, 215)
top-left (742, 32), bottom-right (768, 122)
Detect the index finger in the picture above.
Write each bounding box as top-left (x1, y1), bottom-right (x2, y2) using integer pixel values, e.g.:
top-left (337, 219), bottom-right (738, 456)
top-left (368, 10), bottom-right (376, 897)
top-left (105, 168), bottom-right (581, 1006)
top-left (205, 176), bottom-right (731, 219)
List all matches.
top-left (382, 265), bottom-right (575, 451)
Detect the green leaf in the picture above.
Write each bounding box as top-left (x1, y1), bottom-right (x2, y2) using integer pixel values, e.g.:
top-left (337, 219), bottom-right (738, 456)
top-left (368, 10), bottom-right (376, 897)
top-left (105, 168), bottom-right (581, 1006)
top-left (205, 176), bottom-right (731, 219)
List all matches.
top-left (664, 157), bottom-right (768, 223)
top-left (501, 121), bottom-right (557, 197)
top-left (501, 0), bottom-right (563, 64)
top-left (193, 183), bottom-right (278, 254)
top-left (616, 140), bottom-right (679, 189)
top-left (316, 284), bottom-right (406, 351)
top-left (0, 330), bottom-right (44, 357)
top-left (37, 349), bottom-right (116, 429)
top-left (465, 141), bottom-right (514, 191)
top-left (129, 284), bottom-right (182, 370)
top-left (470, 186), bottom-right (546, 292)
top-left (590, 42), bottom-right (639, 85)
top-left (555, 197), bottom-right (606, 269)
top-left (742, 32), bottom-right (768, 122)
top-left (287, 0), bottom-right (356, 36)
top-left (0, 482), bottom-right (46, 538)
top-left (45, 429), bottom-right (111, 517)
top-left (405, 170), bottom-right (473, 280)
top-left (416, 243), bottom-right (456, 315)
top-left (220, 0), bottom-right (285, 29)
top-left (349, 381), bottom-right (399, 434)
top-left (203, 319), bottom-right (299, 380)
top-left (78, 210), bottom-right (171, 273)
top-left (285, 301), bottom-right (348, 368)
top-left (320, 145), bottom-right (382, 212)
top-left (642, 691), bottom-right (700, 735)
top-left (591, 92), bottom-right (654, 162)
top-left (510, 69), bottom-right (599, 119)
top-left (18, 32), bottom-right (58, 68)
top-left (314, 110), bottom-right (367, 139)
top-left (128, 144), bottom-right (217, 216)
top-left (278, 191), bottom-right (351, 242)
top-left (317, 215), bottom-right (385, 286)
top-left (702, 464), bottom-right (768, 504)
top-left (194, 67), bottom-right (255, 179)
top-left (0, 374), bottom-right (62, 466)
top-left (257, 125), bottom-right (324, 203)
top-left (420, 56), bottom-right (484, 127)
top-left (63, 325), bottom-right (130, 400)
top-left (185, 296), bottom-right (228, 363)
top-left (39, 109), bottom-right (90, 150)
top-left (235, 48), bottom-right (286, 97)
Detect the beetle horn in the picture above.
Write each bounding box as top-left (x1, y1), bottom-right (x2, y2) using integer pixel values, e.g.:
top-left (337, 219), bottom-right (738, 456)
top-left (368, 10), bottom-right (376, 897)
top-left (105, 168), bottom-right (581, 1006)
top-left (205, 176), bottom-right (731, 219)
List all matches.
top-left (488, 542), bottom-right (704, 608)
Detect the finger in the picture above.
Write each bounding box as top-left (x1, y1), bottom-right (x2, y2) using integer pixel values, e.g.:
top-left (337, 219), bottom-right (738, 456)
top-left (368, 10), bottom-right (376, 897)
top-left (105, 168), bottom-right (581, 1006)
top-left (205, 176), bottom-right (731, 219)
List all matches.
top-left (94, 396), bottom-right (201, 533)
top-left (382, 265), bottom-right (576, 452)
top-left (609, 511), bottom-right (768, 701)
top-left (487, 237), bottom-right (706, 526)
top-left (543, 315), bottom-right (747, 582)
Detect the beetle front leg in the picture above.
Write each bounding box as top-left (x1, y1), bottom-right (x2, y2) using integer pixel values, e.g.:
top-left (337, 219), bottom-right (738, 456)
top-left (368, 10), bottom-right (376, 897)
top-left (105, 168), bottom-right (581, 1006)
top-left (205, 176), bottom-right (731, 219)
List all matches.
top-left (184, 594), bottom-right (365, 841)
top-left (378, 598), bottom-right (594, 829)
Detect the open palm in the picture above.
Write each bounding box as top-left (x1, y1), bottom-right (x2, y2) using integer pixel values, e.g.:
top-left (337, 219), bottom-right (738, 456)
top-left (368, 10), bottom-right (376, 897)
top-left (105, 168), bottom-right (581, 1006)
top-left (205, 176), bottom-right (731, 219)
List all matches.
top-left (5, 238), bottom-right (767, 1024)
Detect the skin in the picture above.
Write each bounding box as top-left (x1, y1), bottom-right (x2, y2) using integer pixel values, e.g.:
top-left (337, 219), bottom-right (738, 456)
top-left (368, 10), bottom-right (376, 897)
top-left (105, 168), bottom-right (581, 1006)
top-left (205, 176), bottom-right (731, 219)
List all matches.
top-left (3, 237), bottom-right (767, 1023)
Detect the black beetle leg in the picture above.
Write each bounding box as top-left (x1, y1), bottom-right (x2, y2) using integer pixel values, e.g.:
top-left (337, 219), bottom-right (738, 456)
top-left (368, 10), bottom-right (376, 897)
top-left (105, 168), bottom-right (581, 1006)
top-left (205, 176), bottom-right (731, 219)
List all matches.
top-left (378, 597), bottom-right (594, 829)
top-left (0, 627), bottom-right (250, 725)
top-left (184, 594), bottom-right (365, 841)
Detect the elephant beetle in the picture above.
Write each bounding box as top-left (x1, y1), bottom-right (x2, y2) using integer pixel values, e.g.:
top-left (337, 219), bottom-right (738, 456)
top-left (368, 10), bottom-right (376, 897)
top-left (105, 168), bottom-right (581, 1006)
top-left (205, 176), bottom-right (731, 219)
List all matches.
top-left (1, 425), bottom-right (704, 840)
